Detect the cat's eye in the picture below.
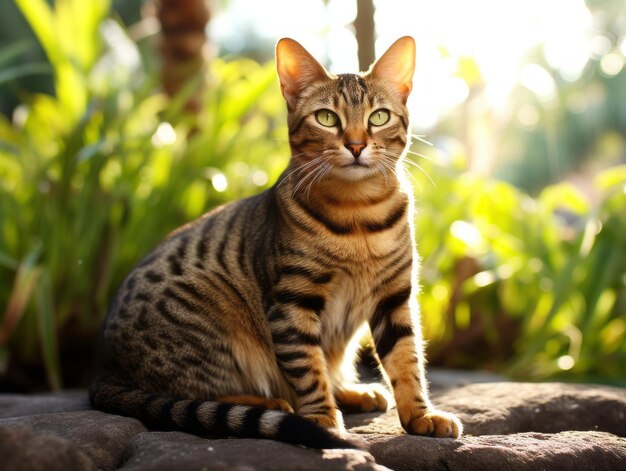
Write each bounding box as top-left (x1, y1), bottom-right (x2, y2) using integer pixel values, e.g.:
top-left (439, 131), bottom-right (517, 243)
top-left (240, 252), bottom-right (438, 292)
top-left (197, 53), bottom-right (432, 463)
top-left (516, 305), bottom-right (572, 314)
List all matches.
top-left (369, 109), bottom-right (390, 126)
top-left (315, 109), bottom-right (339, 127)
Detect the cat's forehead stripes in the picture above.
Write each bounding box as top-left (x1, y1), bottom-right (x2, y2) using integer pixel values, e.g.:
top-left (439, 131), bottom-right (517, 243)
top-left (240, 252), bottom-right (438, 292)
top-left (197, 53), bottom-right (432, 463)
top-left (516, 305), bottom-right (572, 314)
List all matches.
top-left (336, 74), bottom-right (368, 105)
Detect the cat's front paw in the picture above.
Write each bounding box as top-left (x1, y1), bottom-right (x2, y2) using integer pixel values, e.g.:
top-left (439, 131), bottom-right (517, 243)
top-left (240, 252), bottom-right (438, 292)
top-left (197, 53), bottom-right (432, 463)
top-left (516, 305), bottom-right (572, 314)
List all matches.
top-left (404, 409), bottom-right (462, 438)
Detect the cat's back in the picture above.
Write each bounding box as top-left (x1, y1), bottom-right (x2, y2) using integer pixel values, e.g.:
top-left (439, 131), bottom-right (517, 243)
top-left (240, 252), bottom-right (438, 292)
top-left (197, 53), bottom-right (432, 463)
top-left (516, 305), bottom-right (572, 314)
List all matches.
top-left (99, 189), bottom-right (280, 389)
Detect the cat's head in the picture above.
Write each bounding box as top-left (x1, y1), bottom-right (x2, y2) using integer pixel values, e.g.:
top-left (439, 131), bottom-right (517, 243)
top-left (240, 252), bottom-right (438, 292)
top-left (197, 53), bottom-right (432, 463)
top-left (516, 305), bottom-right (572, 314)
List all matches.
top-left (276, 37), bottom-right (415, 184)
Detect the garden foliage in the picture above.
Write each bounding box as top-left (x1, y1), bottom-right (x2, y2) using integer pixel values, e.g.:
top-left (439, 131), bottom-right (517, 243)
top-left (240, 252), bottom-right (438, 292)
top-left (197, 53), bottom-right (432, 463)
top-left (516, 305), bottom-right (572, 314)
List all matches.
top-left (0, 0), bottom-right (624, 389)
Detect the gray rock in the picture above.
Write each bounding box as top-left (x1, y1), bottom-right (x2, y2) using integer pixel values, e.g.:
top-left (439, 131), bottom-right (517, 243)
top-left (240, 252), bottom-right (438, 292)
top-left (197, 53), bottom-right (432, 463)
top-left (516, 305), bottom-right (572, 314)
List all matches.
top-left (0, 410), bottom-right (146, 470)
top-left (118, 431), bottom-right (386, 471)
top-left (347, 382), bottom-right (626, 437)
top-left (0, 381), bottom-right (624, 470)
top-left (361, 431), bottom-right (626, 471)
top-left (0, 424), bottom-right (95, 471)
top-left (0, 390), bottom-right (90, 418)
top-left (427, 367), bottom-right (506, 391)
top-left (440, 382), bottom-right (626, 437)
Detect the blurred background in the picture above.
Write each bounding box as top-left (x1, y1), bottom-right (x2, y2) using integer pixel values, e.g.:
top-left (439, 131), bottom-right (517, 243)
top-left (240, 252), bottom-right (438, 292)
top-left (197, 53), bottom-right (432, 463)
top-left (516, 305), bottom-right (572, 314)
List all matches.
top-left (0, 0), bottom-right (624, 392)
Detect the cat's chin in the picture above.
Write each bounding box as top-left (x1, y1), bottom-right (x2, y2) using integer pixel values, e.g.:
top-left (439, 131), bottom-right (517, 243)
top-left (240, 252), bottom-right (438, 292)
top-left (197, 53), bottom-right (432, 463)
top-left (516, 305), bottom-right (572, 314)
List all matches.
top-left (330, 164), bottom-right (380, 182)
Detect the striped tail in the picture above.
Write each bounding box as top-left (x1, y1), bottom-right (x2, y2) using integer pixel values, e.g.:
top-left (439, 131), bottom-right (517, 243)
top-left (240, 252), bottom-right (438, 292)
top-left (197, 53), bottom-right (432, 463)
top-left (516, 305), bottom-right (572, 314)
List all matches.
top-left (89, 382), bottom-right (354, 449)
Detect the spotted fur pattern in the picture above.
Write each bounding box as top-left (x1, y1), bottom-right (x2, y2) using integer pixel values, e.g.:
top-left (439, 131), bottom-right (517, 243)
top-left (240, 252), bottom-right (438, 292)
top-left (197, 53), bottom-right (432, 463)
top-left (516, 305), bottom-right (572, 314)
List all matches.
top-left (90, 36), bottom-right (462, 448)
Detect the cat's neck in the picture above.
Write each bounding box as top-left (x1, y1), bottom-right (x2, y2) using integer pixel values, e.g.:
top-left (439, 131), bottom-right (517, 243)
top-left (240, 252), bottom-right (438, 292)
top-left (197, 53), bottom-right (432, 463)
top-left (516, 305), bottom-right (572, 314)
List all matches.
top-left (277, 167), bottom-right (409, 211)
top-left (312, 174), bottom-right (400, 207)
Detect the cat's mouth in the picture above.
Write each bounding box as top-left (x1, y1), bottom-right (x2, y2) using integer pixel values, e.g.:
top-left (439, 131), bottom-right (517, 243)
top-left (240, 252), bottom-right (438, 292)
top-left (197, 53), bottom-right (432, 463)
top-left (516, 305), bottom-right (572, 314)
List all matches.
top-left (332, 159), bottom-right (379, 181)
top-left (341, 162), bottom-right (370, 168)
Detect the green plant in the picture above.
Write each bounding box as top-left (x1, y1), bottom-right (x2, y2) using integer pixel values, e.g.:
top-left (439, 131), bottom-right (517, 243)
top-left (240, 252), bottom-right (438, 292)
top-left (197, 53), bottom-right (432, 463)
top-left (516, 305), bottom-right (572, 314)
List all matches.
top-left (1, 0), bottom-right (624, 391)
top-left (0, 0), bottom-right (287, 389)
top-left (413, 146), bottom-right (626, 384)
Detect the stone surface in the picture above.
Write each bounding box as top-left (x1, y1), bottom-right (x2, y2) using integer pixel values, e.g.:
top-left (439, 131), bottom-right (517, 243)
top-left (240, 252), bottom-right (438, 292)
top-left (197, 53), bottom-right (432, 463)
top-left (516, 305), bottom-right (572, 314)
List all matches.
top-left (0, 424), bottom-right (95, 471)
top-left (0, 380), bottom-right (624, 470)
top-left (0, 410), bottom-right (147, 470)
top-left (118, 432), bottom-right (386, 471)
top-left (362, 431), bottom-right (626, 471)
top-left (442, 382), bottom-right (626, 437)
top-left (0, 390), bottom-right (90, 418)
top-left (346, 382), bottom-right (626, 437)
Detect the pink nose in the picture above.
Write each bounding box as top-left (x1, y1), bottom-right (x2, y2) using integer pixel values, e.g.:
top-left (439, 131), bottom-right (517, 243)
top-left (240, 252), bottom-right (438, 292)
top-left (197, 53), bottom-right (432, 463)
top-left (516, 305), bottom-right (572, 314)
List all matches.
top-left (345, 142), bottom-right (366, 158)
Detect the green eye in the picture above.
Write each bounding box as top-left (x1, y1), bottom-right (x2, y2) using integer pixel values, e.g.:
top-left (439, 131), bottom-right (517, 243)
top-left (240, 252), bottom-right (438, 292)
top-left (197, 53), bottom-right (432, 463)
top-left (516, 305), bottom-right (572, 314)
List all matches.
top-left (315, 109), bottom-right (339, 127)
top-left (369, 109), bottom-right (390, 126)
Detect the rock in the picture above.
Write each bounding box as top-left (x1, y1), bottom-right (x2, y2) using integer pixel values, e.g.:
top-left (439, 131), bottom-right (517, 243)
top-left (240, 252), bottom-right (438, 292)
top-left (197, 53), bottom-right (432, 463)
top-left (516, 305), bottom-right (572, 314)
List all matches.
top-left (427, 368), bottom-right (506, 391)
top-left (346, 382), bottom-right (626, 437)
top-left (0, 410), bottom-right (146, 470)
top-left (361, 431), bottom-right (626, 471)
top-left (0, 424), bottom-right (95, 471)
top-left (0, 380), bottom-right (624, 470)
top-left (118, 431), bottom-right (386, 471)
top-left (0, 390), bottom-right (90, 418)
top-left (441, 382), bottom-right (626, 437)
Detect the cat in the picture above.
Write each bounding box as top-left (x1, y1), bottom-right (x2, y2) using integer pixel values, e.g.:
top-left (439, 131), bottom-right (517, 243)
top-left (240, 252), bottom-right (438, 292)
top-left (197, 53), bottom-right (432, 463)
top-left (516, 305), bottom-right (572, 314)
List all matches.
top-left (89, 36), bottom-right (462, 449)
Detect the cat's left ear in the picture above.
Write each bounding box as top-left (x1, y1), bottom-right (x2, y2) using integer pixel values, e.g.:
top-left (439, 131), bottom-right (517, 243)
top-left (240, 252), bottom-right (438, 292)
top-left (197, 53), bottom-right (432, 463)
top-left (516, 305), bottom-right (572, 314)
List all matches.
top-left (276, 38), bottom-right (330, 108)
top-left (368, 36), bottom-right (416, 103)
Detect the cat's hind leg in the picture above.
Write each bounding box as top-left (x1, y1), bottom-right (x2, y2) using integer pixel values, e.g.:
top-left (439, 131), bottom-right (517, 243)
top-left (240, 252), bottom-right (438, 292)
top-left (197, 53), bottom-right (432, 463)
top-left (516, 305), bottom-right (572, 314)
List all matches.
top-left (328, 326), bottom-right (392, 413)
top-left (334, 382), bottom-right (391, 413)
top-left (216, 395), bottom-right (294, 413)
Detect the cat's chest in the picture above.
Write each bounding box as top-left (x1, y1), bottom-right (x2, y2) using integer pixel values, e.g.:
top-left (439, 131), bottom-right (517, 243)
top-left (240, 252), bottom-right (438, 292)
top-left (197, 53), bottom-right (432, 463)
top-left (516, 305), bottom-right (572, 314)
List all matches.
top-left (321, 265), bottom-right (378, 344)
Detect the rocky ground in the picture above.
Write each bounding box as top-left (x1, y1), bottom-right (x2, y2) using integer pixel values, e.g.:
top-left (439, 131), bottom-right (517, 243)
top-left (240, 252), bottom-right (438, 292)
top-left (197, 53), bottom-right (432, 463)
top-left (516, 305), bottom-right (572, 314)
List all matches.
top-left (1, 374), bottom-right (625, 470)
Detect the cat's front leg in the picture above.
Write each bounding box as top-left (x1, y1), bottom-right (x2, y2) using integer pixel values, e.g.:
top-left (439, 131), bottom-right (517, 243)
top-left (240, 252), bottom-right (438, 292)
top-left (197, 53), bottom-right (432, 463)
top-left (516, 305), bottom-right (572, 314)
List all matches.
top-left (267, 300), bottom-right (344, 433)
top-left (369, 288), bottom-right (462, 438)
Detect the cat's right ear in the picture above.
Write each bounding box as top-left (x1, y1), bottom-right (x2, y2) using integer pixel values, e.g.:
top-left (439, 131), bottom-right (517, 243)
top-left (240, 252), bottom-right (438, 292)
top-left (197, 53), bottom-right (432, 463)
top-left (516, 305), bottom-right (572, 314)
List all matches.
top-left (276, 38), bottom-right (329, 108)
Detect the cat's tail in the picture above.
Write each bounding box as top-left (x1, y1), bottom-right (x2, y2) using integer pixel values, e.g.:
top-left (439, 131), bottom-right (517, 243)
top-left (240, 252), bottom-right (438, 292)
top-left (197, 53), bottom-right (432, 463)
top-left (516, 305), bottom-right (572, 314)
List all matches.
top-left (89, 381), bottom-right (355, 449)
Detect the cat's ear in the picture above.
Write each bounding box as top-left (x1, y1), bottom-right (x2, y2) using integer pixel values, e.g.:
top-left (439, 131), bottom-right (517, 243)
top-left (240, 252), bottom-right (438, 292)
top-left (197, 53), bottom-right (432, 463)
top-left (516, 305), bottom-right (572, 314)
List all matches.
top-left (276, 38), bottom-right (330, 108)
top-left (368, 36), bottom-right (416, 103)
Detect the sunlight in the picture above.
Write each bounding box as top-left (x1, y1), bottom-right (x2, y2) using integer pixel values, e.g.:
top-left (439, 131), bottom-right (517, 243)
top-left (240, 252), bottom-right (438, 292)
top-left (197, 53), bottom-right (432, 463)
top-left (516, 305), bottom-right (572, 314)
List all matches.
top-left (151, 122), bottom-right (176, 147)
top-left (557, 355), bottom-right (575, 370)
top-left (211, 0), bottom-right (598, 131)
top-left (211, 172), bottom-right (228, 192)
top-left (377, 0), bottom-right (594, 128)
top-left (450, 220), bottom-right (483, 249)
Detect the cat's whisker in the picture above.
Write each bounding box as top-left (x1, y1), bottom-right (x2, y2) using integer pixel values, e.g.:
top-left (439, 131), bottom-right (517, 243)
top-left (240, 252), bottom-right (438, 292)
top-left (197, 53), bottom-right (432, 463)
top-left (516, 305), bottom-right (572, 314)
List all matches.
top-left (409, 133), bottom-right (433, 146)
top-left (292, 161), bottom-right (325, 197)
top-left (375, 162), bottom-right (389, 189)
top-left (405, 149), bottom-right (434, 161)
top-left (376, 158), bottom-right (398, 181)
top-left (285, 150), bottom-right (336, 191)
top-left (381, 162), bottom-right (402, 185)
top-left (290, 150), bottom-right (323, 159)
top-left (377, 150), bottom-right (436, 188)
top-left (400, 158), bottom-right (437, 187)
top-left (396, 164), bottom-right (423, 193)
top-left (277, 155), bottom-right (326, 188)
top-left (304, 163), bottom-right (330, 201)
top-left (378, 155), bottom-right (424, 193)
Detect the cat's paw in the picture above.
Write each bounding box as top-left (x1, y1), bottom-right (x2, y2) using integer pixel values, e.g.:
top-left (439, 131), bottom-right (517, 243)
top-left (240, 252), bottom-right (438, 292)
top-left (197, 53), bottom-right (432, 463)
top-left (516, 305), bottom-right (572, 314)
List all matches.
top-left (217, 395), bottom-right (295, 413)
top-left (404, 409), bottom-right (462, 438)
top-left (263, 398), bottom-right (295, 413)
top-left (304, 410), bottom-right (346, 434)
top-left (335, 383), bottom-right (391, 413)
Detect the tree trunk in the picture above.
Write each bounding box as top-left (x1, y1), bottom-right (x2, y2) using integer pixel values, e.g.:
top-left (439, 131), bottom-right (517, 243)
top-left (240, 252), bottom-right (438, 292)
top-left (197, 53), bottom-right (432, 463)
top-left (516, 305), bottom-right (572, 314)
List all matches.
top-left (353, 0), bottom-right (376, 72)
top-left (155, 0), bottom-right (211, 113)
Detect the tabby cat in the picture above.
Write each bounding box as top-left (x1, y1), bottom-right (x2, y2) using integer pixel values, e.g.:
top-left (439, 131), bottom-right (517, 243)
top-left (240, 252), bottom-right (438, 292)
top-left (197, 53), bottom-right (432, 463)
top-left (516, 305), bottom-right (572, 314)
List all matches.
top-left (90, 36), bottom-right (462, 449)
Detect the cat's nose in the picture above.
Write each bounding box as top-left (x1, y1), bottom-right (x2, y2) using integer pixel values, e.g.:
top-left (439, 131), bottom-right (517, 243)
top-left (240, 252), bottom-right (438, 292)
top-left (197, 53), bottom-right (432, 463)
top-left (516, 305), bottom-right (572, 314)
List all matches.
top-left (345, 142), bottom-right (367, 158)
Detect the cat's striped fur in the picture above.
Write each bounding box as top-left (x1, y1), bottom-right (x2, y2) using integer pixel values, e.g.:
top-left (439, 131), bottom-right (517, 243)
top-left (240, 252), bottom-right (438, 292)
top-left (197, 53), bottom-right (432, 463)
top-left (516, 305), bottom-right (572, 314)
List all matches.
top-left (90, 36), bottom-right (462, 449)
